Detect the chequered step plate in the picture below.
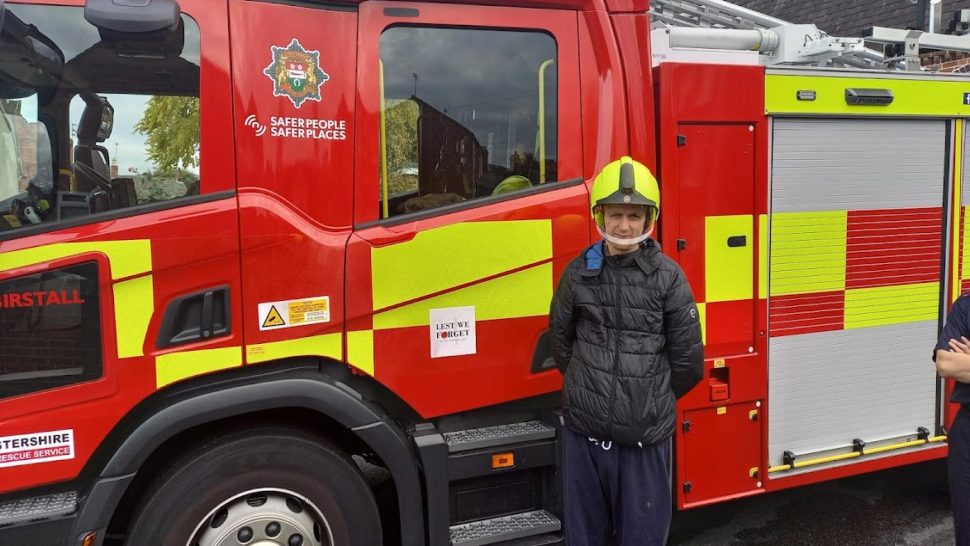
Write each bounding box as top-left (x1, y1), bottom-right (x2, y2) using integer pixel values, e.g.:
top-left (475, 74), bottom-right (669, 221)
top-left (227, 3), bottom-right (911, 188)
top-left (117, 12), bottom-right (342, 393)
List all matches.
top-left (0, 491), bottom-right (77, 526)
top-left (450, 510), bottom-right (561, 546)
top-left (443, 421), bottom-right (555, 453)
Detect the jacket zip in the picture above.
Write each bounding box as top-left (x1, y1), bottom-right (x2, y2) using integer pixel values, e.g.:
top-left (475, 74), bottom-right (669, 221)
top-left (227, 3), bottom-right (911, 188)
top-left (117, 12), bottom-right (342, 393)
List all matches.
top-left (605, 257), bottom-right (623, 439)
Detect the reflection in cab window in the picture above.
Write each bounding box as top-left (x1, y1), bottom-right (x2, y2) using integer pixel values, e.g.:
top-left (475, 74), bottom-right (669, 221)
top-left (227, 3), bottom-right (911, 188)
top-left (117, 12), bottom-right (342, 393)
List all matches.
top-left (379, 27), bottom-right (557, 218)
top-left (0, 5), bottom-right (200, 234)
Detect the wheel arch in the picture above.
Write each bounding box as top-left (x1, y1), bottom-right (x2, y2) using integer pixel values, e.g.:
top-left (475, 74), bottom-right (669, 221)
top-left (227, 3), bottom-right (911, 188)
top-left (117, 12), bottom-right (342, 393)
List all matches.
top-left (73, 360), bottom-right (425, 546)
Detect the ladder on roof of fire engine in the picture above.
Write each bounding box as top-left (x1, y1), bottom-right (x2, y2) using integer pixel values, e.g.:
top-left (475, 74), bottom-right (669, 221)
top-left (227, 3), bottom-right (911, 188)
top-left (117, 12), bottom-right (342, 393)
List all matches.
top-left (648, 0), bottom-right (885, 67)
top-left (650, 0), bottom-right (970, 69)
top-left (649, 0), bottom-right (784, 30)
top-left (646, 0), bottom-right (958, 71)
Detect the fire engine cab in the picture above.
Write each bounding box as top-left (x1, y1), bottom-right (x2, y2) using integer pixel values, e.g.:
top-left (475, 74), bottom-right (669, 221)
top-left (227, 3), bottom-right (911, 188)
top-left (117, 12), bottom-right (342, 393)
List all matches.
top-left (0, 0), bottom-right (965, 544)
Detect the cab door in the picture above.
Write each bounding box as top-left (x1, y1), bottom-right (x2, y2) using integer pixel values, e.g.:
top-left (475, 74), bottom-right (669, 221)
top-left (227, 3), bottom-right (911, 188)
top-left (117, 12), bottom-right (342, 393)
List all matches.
top-left (346, 1), bottom-right (587, 418)
top-left (0, 0), bottom-right (239, 494)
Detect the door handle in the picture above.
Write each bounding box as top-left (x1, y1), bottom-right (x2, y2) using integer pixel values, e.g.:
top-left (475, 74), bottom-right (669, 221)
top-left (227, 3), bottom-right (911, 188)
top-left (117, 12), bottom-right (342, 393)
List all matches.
top-left (727, 235), bottom-right (747, 248)
top-left (157, 286), bottom-right (231, 348)
top-left (358, 223), bottom-right (419, 246)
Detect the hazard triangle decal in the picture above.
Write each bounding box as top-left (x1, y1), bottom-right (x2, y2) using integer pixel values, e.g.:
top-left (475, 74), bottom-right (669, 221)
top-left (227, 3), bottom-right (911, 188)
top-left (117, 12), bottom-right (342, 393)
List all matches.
top-left (261, 305), bottom-right (286, 328)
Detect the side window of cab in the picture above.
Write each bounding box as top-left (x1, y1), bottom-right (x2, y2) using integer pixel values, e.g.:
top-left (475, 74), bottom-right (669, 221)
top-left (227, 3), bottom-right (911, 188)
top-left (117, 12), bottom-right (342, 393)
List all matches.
top-left (0, 4), bottom-right (201, 236)
top-left (378, 26), bottom-right (558, 218)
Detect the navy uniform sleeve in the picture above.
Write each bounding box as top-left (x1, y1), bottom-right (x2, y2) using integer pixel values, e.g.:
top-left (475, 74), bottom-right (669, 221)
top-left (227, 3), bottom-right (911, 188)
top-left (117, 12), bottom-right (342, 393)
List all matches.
top-left (935, 295), bottom-right (970, 360)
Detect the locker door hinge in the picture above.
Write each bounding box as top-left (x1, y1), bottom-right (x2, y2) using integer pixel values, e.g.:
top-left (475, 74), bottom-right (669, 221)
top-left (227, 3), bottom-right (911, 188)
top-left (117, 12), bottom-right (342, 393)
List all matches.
top-left (676, 134), bottom-right (687, 147)
top-left (683, 482), bottom-right (692, 493)
top-left (677, 239), bottom-right (687, 251)
top-left (681, 420), bottom-right (691, 432)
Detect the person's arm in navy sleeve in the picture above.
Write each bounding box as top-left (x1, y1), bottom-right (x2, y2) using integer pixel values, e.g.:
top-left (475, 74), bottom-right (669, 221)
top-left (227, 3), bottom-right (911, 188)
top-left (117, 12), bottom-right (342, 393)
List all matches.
top-left (936, 296), bottom-right (970, 382)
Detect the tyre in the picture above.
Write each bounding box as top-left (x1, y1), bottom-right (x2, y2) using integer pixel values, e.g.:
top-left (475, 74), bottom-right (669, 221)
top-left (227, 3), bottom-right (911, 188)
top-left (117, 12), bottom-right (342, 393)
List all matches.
top-left (124, 426), bottom-right (382, 546)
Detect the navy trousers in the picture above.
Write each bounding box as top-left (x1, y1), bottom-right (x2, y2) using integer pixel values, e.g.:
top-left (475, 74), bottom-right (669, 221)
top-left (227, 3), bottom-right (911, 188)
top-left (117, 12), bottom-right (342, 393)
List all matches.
top-left (563, 426), bottom-right (672, 546)
top-left (951, 407), bottom-right (970, 546)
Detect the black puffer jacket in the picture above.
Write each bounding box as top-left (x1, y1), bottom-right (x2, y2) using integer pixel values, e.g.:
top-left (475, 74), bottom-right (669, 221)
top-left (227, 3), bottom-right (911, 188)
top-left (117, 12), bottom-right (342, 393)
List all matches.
top-left (550, 240), bottom-right (703, 447)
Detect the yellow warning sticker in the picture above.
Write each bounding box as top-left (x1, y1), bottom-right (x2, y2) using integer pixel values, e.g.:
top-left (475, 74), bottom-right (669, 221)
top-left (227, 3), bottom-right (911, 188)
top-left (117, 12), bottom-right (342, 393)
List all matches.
top-left (262, 306), bottom-right (286, 328)
top-left (288, 298), bottom-right (329, 325)
top-left (258, 296), bottom-right (330, 331)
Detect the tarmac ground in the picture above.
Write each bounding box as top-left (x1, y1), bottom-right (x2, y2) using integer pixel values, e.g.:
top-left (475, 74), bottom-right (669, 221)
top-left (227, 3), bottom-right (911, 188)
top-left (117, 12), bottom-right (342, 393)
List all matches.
top-left (669, 459), bottom-right (954, 545)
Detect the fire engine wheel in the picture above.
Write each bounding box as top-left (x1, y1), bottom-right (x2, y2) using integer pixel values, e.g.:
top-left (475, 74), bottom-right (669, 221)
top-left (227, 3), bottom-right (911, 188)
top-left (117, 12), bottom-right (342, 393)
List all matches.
top-left (123, 427), bottom-right (382, 546)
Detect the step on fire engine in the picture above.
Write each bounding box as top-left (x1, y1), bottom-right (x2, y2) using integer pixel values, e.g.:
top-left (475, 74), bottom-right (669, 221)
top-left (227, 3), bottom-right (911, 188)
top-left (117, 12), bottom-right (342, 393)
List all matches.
top-left (0, 0), bottom-right (967, 543)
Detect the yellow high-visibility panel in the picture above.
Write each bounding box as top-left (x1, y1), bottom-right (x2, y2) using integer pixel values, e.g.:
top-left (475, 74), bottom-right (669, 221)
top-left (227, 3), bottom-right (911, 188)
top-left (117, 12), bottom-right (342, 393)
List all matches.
top-left (705, 215), bottom-right (753, 303)
top-left (374, 263), bottom-right (552, 329)
top-left (0, 240), bottom-right (151, 279)
top-left (371, 220), bottom-right (552, 311)
top-left (246, 333), bottom-right (342, 365)
top-left (346, 330), bottom-right (375, 376)
top-left (767, 74), bottom-right (970, 116)
top-left (156, 346), bottom-right (242, 389)
top-left (114, 275), bottom-right (154, 359)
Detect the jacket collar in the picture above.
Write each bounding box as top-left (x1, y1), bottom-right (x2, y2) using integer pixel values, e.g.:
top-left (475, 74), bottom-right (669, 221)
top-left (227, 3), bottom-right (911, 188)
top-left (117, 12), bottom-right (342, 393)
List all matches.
top-left (582, 239), bottom-right (662, 277)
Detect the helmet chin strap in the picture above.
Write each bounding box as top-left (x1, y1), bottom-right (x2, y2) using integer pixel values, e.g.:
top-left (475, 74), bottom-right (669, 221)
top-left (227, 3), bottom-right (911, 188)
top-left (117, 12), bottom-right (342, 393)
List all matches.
top-left (597, 225), bottom-right (655, 247)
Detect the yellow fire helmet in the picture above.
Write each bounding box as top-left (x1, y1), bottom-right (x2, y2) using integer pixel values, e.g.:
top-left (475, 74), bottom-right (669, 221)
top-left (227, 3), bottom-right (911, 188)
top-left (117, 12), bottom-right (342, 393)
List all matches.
top-left (590, 156), bottom-right (660, 244)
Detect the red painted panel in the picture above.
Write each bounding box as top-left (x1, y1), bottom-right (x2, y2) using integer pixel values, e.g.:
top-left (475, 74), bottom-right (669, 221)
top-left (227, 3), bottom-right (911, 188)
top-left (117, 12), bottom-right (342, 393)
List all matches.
top-left (845, 207), bottom-right (942, 289)
top-left (705, 299), bottom-right (756, 356)
top-left (769, 291), bottom-right (845, 337)
top-left (231, 1), bottom-right (355, 353)
top-left (677, 354), bottom-right (766, 411)
top-left (680, 402), bottom-right (763, 508)
top-left (230, 0), bottom-right (356, 229)
top-left (373, 317), bottom-right (562, 417)
top-left (611, 12), bottom-right (656, 169)
top-left (580, 9), bottom-right (629, 180)
top-left (659, 64), bottom-right (770, 507)
top-left (655, 62), bottom-right (766, 341)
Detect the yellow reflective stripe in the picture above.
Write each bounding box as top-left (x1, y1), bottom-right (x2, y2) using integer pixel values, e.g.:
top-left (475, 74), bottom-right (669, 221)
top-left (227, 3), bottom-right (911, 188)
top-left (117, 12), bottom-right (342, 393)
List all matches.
top-left (759, 214), bottom-right (768, 300)
top-left (113, 275), bottom-right (154, 358)
top-left (955, 121), bottom-right (964, 303)
top-left (705, 215), bottom-right (753, 303)
top-left (374, 263), bottom-right (552, 329)
top-left (371, 220), bottom-right (552, 310)
top-left (844, 282), bottom-right (939, 329)
top-left (347, 330), bottom-right (375, 376)
top-left (155, 346), bottom-right (242, 389)
top-left (766, 73), bottom-right (970, 116)
top-left (696, 302), bottom-right (707, 346)
top-left (770, 211), bottom-right (847, 296)
top-left (0, 241), bottom-right (151, 279)
top-left (245, 333), bottom-right (342, 364)
top-left (963, 205), bottom-right (970, 290)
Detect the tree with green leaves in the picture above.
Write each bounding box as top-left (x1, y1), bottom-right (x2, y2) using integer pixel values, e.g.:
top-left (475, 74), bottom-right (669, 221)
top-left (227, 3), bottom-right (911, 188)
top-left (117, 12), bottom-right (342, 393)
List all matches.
top-left (384, 99), bottom-right (419, 193)
top-left (135, 96), bottom-right (200, 172)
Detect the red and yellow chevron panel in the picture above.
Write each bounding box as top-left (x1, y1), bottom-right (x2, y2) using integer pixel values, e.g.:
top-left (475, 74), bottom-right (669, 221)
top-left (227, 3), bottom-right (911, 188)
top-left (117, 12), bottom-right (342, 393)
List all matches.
top-left (769, 206), bottom-right (942, 338)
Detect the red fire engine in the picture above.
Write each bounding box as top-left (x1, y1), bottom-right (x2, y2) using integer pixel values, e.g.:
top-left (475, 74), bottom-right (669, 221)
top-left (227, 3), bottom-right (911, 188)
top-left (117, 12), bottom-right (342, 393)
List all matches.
top-left (0, 0), bottom-right (964, 543)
